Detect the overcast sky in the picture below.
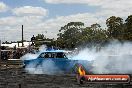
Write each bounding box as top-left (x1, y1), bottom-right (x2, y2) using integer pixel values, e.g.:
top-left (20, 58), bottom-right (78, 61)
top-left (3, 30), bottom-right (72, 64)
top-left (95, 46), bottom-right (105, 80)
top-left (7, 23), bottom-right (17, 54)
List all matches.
top-left (0, 0), bottom-right (132, 42)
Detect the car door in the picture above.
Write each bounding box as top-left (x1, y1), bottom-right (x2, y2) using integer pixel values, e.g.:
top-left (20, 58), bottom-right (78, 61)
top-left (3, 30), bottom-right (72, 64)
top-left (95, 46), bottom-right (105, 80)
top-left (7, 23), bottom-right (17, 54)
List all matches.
top-left (51, 52), bottom-right (71, 71)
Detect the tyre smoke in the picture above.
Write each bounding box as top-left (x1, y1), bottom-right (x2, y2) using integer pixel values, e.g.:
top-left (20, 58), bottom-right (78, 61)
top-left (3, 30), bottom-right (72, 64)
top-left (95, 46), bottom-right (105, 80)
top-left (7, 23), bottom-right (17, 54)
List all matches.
top-left (25, 59), bottom-right (61, 74)
top-left (72, 40), bottom-right (132, 74)
top-left (21, 45), bottom-right (47, 60)
top-left (21, 45), bottom-right (61, 75)
top-left (21, 41), bottom-right (132, 74)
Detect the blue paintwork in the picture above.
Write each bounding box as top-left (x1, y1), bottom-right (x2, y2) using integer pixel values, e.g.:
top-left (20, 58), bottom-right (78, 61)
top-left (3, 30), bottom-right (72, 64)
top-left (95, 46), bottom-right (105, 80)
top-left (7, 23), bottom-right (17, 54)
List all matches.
top-left (23, 50), bottom-right (92, 73)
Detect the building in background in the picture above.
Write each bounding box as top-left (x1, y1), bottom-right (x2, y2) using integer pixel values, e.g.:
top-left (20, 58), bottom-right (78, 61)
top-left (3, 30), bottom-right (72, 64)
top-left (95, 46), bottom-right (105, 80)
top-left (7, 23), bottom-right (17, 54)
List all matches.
top-left (1, 41), bottom-right (32, 48)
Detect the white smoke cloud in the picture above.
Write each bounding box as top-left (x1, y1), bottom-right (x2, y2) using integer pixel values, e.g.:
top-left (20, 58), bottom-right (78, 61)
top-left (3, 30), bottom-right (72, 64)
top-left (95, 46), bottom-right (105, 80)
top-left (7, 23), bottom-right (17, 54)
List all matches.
top-left (39, 45), bottom-right (47, 53)
top-left (25, 59), bottom-right (60, 74)
top-left (21, 41), bottom-right (132, 74)
top-left (20, 45), bottom-right (47, 60)
top-left (72, 40), bottom-right (132, 74)
top-left (20, 53), bottom-right (39, 60)
top-left (71, 47), bottom-right (97, 61)
top-left (92, 41), bottom-right (132, 74)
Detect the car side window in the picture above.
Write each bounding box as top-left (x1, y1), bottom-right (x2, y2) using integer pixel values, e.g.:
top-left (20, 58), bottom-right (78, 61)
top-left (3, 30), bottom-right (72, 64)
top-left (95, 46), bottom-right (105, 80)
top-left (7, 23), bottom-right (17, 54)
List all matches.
top-left (39, 53), bottom-right (51, 58)
top-left (39, 52), bottom-right (68, 59)
top-left (44, 53), bottom-right (52, 58)
top-left (39, 53), bottom-right (45, 58)
top-left (44, 53), bottom-right (49, 58)
top-left (56, 52), bottom-right (67, 58)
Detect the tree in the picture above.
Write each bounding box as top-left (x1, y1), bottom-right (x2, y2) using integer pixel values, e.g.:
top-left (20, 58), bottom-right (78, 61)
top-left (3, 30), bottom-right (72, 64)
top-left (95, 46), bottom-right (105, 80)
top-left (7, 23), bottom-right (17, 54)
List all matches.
top-left (57, 22), bottom-right (84, 49)
top-left (106, 16), bottom-right (124, 39)
top-left (79, 24), bottom-right (108, 46)
top-left (34, 34), bottom-right (44, 47)
top-left (35, 34), bottom-right (46, 40)
top-left (91, 23), bottom-right (101, 30)
top-left (124, 15), bottom-right (132, 40)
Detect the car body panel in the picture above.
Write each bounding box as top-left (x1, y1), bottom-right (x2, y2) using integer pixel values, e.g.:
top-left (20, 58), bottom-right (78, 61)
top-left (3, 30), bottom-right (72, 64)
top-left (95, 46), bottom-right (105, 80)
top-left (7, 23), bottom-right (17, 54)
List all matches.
top-left (23, 50), bottom-right (92, 74)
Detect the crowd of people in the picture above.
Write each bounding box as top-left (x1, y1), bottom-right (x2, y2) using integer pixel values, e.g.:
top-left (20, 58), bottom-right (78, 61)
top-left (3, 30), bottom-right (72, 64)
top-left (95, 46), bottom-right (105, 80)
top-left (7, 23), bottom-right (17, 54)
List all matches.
top-left (1, 48), bottom-right (29, 60)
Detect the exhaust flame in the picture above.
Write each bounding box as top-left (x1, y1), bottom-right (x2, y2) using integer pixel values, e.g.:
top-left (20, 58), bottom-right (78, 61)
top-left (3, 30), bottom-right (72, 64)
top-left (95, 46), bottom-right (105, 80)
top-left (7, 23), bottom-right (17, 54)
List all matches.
top-left (78, 65), bottom-right (86, 76)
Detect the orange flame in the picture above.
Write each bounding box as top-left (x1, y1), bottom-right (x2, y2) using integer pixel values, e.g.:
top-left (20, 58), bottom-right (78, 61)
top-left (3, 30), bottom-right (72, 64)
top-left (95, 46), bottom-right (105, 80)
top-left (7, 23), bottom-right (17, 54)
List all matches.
top-left (78, 65), bottom-right (86, 76)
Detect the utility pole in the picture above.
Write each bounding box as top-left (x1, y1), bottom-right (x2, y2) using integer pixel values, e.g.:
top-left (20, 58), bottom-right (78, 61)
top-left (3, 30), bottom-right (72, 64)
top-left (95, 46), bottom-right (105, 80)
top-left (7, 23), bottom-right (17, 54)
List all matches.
top-left (22, 25), bottom-right (24, 47)
top-left (0, 40), bottom-right (1, 61)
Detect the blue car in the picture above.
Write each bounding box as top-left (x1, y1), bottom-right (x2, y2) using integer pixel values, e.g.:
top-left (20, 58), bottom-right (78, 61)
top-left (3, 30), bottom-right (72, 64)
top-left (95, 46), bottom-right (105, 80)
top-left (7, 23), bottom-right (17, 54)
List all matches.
top-left (23, 50), bottom-right (92, 74)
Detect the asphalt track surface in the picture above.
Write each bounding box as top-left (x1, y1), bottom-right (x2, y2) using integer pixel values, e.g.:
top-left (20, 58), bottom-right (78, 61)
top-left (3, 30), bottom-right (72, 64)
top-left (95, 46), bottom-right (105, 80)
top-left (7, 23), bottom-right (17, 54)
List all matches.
top-left (0, 67), bottom-right (132, 88)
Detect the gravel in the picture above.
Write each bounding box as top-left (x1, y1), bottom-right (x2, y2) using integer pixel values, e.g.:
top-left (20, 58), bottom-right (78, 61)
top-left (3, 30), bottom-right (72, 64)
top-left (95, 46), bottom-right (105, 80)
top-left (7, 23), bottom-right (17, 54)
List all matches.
top-left (0, 68), bottom-right (132, 88)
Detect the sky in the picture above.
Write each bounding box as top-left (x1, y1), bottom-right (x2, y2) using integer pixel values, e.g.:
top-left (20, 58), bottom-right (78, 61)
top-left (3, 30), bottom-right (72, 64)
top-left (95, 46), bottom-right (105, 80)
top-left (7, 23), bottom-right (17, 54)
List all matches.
top-left (0, 0), bottom-right (132, 42)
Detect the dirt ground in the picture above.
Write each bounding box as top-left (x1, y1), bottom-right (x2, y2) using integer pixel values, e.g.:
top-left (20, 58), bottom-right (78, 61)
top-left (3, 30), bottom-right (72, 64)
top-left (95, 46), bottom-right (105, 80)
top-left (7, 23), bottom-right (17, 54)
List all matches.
top-left (0, 67), bottom-right (132, 88)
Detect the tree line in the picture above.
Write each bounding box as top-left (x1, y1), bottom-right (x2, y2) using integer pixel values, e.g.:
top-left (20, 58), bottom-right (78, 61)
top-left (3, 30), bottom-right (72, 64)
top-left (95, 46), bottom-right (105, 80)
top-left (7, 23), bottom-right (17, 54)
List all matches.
top-left (56, 15), bottom-right (132, 49)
